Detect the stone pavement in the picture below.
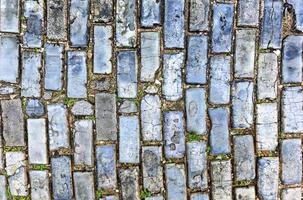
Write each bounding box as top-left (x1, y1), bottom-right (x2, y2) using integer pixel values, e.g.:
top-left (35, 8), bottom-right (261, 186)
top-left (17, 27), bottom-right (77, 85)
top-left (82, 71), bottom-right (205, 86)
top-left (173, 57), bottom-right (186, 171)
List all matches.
top-left (0, 0), bottom-right (302, 199)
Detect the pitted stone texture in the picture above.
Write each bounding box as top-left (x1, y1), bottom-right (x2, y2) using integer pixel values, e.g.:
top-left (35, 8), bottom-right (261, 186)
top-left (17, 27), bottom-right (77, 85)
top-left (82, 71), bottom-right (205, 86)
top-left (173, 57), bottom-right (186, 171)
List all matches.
top-left (288, 0), bottom-right (303, 32)
top-left (232, 81), bottom-right (254, 128)
top-left (209, 107), bottom-right (230, 154)
top-left (102, 196), bottom-right (118, 200)
top-left (26, 99), bottom-right (45, 117)
top-left (94, 25), bottom-right (112, 74)
top-left (1, 99), bottom-right (25, 146)
top-left (28, 119), bottom-right (48, 164)
top-left (119, 116), bottom-right (140, 164)
top-left (258, 157), bottom-right (279, 200)
top-left (116, 0), bottom-right (137, 47)
top-left (0, 86), bottom-right (15, 95)
top-left (0, 176), bottom-right (7, 200)
top-left (190, 193), bottom-right (209, 200)
top-left (44, 43), bottom-right (63, 91)
top-left (47, 104), bottom-right (69, 151)
top-left (163, 53), bottom-right (184, 101)
top-left (281, 139), bottom-right (302, 185)
top-left (164, 111), bottom-right (185, 159)
top-left (187, 142), bottom-right (208, 189)
top-left (96, 93), bottom-right (117, 140)
top-left (146, 196), bottom-right (164, 200)
top-left (141, 94), bottom-right (161, 141)
top-left (91, 78), bottom-right (111, 91)
top-left (96, 145), bottom-right (117, 190)
top-left (257, 53), bottom-right (278, 100)
top-left (140, 32), bottom-right (160, 82)
top-left (120, 167), bottom-right (140, 200)
top-left (237, 0), bottom-right (259, 26)
top-left (29, 170), bottom-right (51, 200)
top-left (51, 156), bottom-right (73, 200)
top-left (281, 188), bottom-right (301, 200)
top-left (234, 29), bottom-right (256, 78)
top-left (74, 172), bottom-right (95, 200)
top-left (260, 0), bottom-right (283, 49)
top-left (235, 186), bottom-right (255, 200)
top-left (212, 3), bottom-right (234, 53)
top-left (119, 100), bottom-right (137, 113)
top-left (0, 36), bottom-right (19, 83)
top-left (141, 0), bottom-right (161, 27)
top-left (209, 55), bottom-right (231, 104)
top-left (74, 120), bottom-right (93, 166)
top-left (282, 35), bottom-right (303, 83)
top-left (71, 100), bottom-right (93, 116)
top-left (282, 87), bottom-right (303, 133)
top-left (189, 0), bottom-right (210, 31)
top-left (92, 0), bottom-right (113, 22)
top-left (67, 51), bottom-right (87, 98)
top-left (210, 160), bottom-right (232, 200)
top-left (186, 88), bottom-right (206, 135)
top-left (186, 35), bottom-right (208, 84)
top-left (164, 0), bottom-right (185, 48)
top-left (142, 146), bottom-right (163, 193)
top-left (117, 51), bottom-right (138, 98)
top-left (165, 164), bottom-right (187, 200)
top-left (233, 135), bottom-right (255, 181)
top-left (47, 0), bottom-right (66, 39)
top-left (0, 0), bottom-right (19, 33)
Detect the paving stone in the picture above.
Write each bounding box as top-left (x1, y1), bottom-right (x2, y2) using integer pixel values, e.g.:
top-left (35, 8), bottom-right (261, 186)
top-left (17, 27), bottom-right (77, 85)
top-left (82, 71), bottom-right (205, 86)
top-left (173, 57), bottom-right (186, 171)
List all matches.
top-left (21, 52), bottom-right (41, 97)
top-left (117, 51), bottom-right (138, 98)
top-left (232, 81), bottom-right (254, 128)
top-left (47, 104), bottom-right (69, 151)
top-left (288, 0), bottom-right (303, 32)
top-left (235, 186), bottom-right (255, 200)
top-left (0, 0), bottom-right (19, 33)
top-left (24, 0), bottom-right (43, 47)
top-left (6, 152), bottom-right (28, 196)
top-left (71, 100), bottom-right (93, 116)
top-left (44, 43), bottom-right (63, 91)
top-left (29, 170), bottom-right (51, 200)
top-left (187, 142), bottom-right (208, 189)
top-left (281, 188), bottom-right (301, 200)
top-left (164, 111), bottom-right (185, 159)
top-left (257, 53), bottom-right (278, 100)
top-left (0, 36), bottom-right (19, 83)
top-left (92, 0), bottom-right (113, 22)
top-left (234, 29), bottom-right (256, 78)
top-left (233, 135), bottom-right (255, 181)
top-left (141, 94), bottom-right (161, 141)
top-left (140, 32), bottom-right (160, 82)
top-left (260, 0), bottom-right (283, 49)
top-left (116, 0), bottom-right (137, 47)
top-left (212, 3), bottom-right (234, 53)
top-left (189, 0), bottom-right (210, 31)
top-left (164, 0), bottom-right (184, 48)
top-left (91, 78), bottom-right (111, 91)
top-left (282, 87), bottom-right (303, 133)
top-left (186, 88), bottom-right (206, 135)
top-left (96, 145), bottom-right (117, 190)
top-left (237, 0), bottom-right (259, 26)
top-left (163, 53), bottom-right (184, 101)
top-left (74, 172), bottom-right (95, 200)
top-left (47, 0), bottom-right (66, 39)
top-left (281, 139), bottom-right (302, 185)
top-left (74, 120), bottom-right (93, 166)
top-left (0, 86), bottom-right (15, 95)
top-left (142, 146), bottom-right (163, 193)
top-left (26, 99), bottom-right (45, 117)
top-left (257, 157), bottom-right (279, 200)
top-left (0, 175), bottom-right (7, 200)
top-left (28, 119), bottom-right (48, 164)
top-left (120, 167), bottom-right (140, 200)
top-left (146, 196), bottom-right (164, 200)
top-left (209, 55), bottom-right (231, 104)
top-left (209, 107), bottom-right (230, 154)
top-left (67, 51), bottom-right (87, 98)
top-left (210, 160), bottom-right (232, 200)
top-left (51, 156), bottom-right (73, 200)
top-left (119, 116), bottom-right (140, 163)
top-left (1, 99), bottom-right (25, 146)
top-left (0, 147), bottom-right (3, 171)
top-left (165, 164), bottom-right (187, 200)
top-left (119, 99), bottom-right (137, 113)
top-left (141, 0), bottom-right (161, 27)
top-left (282, 35), bottom-right (303, 83)
top-left (102, 196), bottom-right (118, 200)
top-left (186, 35), bottom-right (208, 84)
top-left (94, 25), bottom-right (112, 74)
top-left (190, 193), bottom-right (209, 200)
top-left (95, 93), bottom-right (117, 140)
top-left (256, 103), bottom-right (278, 151)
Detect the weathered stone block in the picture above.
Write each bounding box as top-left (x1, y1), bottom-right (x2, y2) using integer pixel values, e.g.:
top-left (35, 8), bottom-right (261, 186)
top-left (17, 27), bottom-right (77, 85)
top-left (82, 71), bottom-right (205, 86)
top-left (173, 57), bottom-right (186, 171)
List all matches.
top-left (0, 0), bottom-right (19, 32)
top-left (120, 168), bottom-right (140, 200)
top-left (26, 99), bottom-right (45, 118)
top-left (47, 0), bottom-right (66, 39)
top-left (0, 175), bottom-right (7, 200)
top-left (141, 0), bottom-right (161, 27)
top-left (237, 0), bottom-right (259, 26)
top-left (74, 172), bottom-right (95, 200)
top-left (281, 188), bottom-right (301, 200)
top-left (190, 193), bottom-right (209, 200)
top-left (119, 100), bottom-right (137, 113)
top-left (29, 170), bottom-right (51, 200)
top-left (71, 100), bottom-right (93, 116)
top-left (235, 186), bottom-right (255, 200)
top-left (92, 0), bottom-right (113, 22)
top-left (165, 164), bottom-right (187, 200)
top-left (189, 0), bottom-right (210, 31)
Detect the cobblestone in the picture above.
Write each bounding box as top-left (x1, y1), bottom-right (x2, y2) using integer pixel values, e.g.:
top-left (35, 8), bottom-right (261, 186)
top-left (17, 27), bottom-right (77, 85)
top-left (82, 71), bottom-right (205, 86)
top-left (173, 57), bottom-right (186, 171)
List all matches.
top-left (29, 170), bottom-right (50, 200)
top-left (0, 0), bottom-right (19, 33)
top-left (74, 172), bottom-right (95, 200)
top-left (165, 164), bottom-right (187, 200)
top-left (235, 186), bottom-right (255, 200)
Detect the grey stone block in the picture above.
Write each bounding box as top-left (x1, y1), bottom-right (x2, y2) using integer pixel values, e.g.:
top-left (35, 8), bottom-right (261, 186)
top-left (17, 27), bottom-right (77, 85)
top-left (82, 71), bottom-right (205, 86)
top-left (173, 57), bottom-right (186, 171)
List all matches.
top-left (29, 170), bottom-right (51, 200)
top-left (0, 0), bottom-right (19, 33)
top-left (92, 0), bottom-right (113, 22)
top-left (237, 0), bottom-right (259, 26)
top-left (281, 188), bottom-right (301, 200)
top-left (0, 86), bottom-right (15, 95)
top-left (71, 100), bottom-right (93, 116)
top-left (141, 0), bottom-right (161, 27)
top-left (120, 167), bottom-right (140, 200)
top-left (0, 175), bottom-right (7, 200)
top-left (189, 0), bottom-right (210, 31)
top-left (165, 164), bottom-right (187, 200)
top-left (146, 196), bottom-right (164, 200)
top-left (288, 0), bottom-right (303, 32)
top-left (47, 0), bottom-right (66, 39)
top-left (74, 172), bottom-right (95, 200)
top-left (119, 100), bottom-right (137, 113)
top-left (235, 186), bottom-right (255, 200)
top-left (190, 193), bottom-right (209, 200)
top-left (26, 99), bottom-right (45, 118)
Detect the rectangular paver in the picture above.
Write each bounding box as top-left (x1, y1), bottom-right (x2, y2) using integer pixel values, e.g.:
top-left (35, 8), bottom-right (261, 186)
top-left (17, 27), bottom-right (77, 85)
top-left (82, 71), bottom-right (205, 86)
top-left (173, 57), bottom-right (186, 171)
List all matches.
top-left (120, 168), bottom-right (140, 200)
top-left (141, 0), bottom-right (161, 27)
top-left (165, 164), bottom-right (187, 200)
top-left (29, 170), bottom-right (51, 200)
top-left (0, 0), bottom-right (19, 33)
top-left (92, 0), bottom-right (113, 22)
top-left (237, 0), bottom-right (259, 26)
top-left (74, 172), bottom-right (95, 200)
top-left (189, 0), bottom-right (210, 31)
top-left (47, 0), bottom-right (66, 39)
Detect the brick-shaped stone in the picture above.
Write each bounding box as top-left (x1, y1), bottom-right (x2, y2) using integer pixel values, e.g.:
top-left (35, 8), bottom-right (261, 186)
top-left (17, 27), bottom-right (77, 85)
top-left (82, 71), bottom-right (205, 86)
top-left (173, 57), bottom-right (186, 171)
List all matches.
top-left (26, 99), bottom-right (45, 118)
top-left (120, 168), bottom-right (140, 200)
top-left (47, 0), bottom-right (66, 39)
top-left (165, 164), bottom-right (187, 200)
top-left (141, 0), bottom-right (160, 27)
top-left (0, 0), bottom-right (19, 32)
top-left (190, 193), bottom-right (209, 200)
top-left (288, 0), bottom-right (303, 32)
top-left (74, 172), bottom-right (95, 200)
top-left (71, 100), bottom-right (93, 116)
top-left (146, 196), bottom-right (164, 200)
top-left (92, 0), bottom-right (113, 22)
top-left (189, 0), bottom-right (210, 31)
top-left (0, 176), bottom-right (7, 200)
top-left (235, 186), bottom-right (255, 200)
top-left (281, 188), bottom-right (301, 200)
top-left (119, 100), bottom-right (137, 113)
top-left (237, 0), bottom-right (259, 26)
top-left (29, 170), bottom-right (51, 200)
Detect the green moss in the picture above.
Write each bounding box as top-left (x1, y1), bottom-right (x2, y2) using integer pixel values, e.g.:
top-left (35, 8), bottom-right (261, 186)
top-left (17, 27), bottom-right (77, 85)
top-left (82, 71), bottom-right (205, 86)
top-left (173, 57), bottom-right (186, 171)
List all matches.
top-left (4, 146), bottom-right (26, 152)
top-left (208, 153), bottom-right (231, 160)
top-left (64, 97), bottom-right (76, 107)
top-left (187, 132), bottom-right (202, 142)
top-left (140, 189), bottom-right (152, 199)
top-left (236, 180), bottom-right (253, 187)
top-left (30, 164), bottom-right (48, 171)
top-left (95, 190), bottom-right (110, 198)
top-left (84, 115), bottom-right (96, 121)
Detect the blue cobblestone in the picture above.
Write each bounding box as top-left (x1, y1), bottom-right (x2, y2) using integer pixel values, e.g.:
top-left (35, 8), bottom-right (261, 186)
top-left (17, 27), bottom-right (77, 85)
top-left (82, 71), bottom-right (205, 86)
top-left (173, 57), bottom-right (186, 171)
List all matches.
top-left (141, 0), bottom-right (161, 27)
top-left (0, 0), bottom-right (19, 33)
top-left (189, 0), bottom-right (210, 31)
top-left (165, 164), bottom-right (187, 200)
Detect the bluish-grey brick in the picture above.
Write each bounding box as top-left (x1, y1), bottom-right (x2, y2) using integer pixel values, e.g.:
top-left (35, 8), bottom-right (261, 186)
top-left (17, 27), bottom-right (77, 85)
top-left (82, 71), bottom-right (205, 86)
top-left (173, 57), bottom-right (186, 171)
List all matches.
top-left (0, 176), bottom-right (7, 200)
top-left (281, 188), bottom-right (301, 200)
top-left (26, 99), bottom-right (45, 118)
top-left (92, 0), bottom-right (113, 22)
top-left (141, 0), bottom-right (161, 27)
top-left (288, 0), bottom-right (303, 32)
top-left (120, 168), bottom-right (140, 200)
top-left (146, 196), bottom-right (164, 200)
top-left (71, 100), bottom-right (93, 116)
top-left (0, 0), bottom-right (19, 33)
top-left (0, 86), bottom-right (15, 95)
top-left (237, 0), bottom-right (259, 26)
top-left (189, 0), bottom-right (210, 31)
top-left (119, 99), bottom-right (137, 113)
top-left (47, 0), bottom-right (66, 39)
top-left (29, 170), bottom-right (51, 200)
top-left (235, 186), bottom-right (255, 200)
top-left (190, 193), bottom-right (209, 200)
top-left (73, 172), bottom-right (95, 200)
top-left (165, 164), bottom-right (187, 200)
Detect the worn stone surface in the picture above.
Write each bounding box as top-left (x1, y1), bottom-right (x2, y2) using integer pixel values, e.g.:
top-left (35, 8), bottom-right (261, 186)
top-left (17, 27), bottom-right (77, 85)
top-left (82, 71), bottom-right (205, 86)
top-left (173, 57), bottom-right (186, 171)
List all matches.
top-left (0, 86), bottom-right (15, 95)
top-left (29, 170), bottom-right (51, 200)
top-left (146, 196), bottom-right (164, 200)
top-left (237, 0), bottom-right (259, 26)
top-left (0, 0), bottom-right (19, 33)
top-left (288, 0), bottom-right (303, 32)
top-left (120, 167), bottom-right (140, 200)
top-left (92, 0), bottom-right (113, 22)
top-left (189, 0), bottom-right (210, 31)
top-left (235, 186), bottom-right (255, 200)
top-left (165, 164), bottom-right (187, 200)
top-left (119, 99), bottom-right (137, 113)
top-left (0, 176), bottom-right (7, 200)
top-left (71, 100), bottom-right (93, 116)
top-left (281, 188), bottom-right (301, 200)
top-left (47, 0), bottom-right (66, 39)
top-left (141, 0), bottom-right (161, 27)
top-left (190, 193), bottom-right (209, 200)
top-left (74, 172), bottom-right (95, 200)
top-left (26, 99), bottom-right (45, 117)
